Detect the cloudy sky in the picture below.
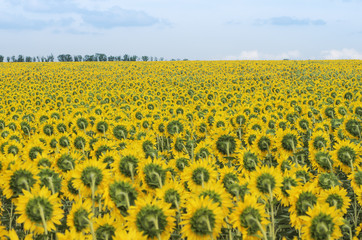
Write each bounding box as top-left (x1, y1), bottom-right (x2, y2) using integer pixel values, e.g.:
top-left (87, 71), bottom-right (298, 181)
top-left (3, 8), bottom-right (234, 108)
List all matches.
top-left (0, 0), bottom-right (361, 60)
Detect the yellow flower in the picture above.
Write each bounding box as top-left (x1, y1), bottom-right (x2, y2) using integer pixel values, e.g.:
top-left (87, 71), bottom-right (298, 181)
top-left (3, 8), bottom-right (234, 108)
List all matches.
top-left (331, 139), bottom-right (360, 174)
top-left (249, 166), bottom-right (282, 200)
top-left (67, 199), bottom-right (93, 237)
top-left (1, 160), bottom-right (39, 199)
top-left (181, 159), bottom-right (218, 192)
top-left (181, 196), bottom-right (224, 240)
top-left (288, 182), bottom-right (320, 229)
top-left (16, 185), bottom-right (63, 235)
top-left (72, 159), bottom-right (110, 197)
top-left (127, 195), bottom-right (176, 240)
top-left (300, 203), bottom-right (343, 240)
top-left (319, 186), bottom-right (350, 214)
top-left (230, 194), bottom-right (269, 239)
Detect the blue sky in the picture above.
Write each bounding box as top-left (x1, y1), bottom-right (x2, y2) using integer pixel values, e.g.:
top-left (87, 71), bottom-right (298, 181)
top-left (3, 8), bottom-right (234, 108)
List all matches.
top-left (0, 0), bottom-right (361, 60)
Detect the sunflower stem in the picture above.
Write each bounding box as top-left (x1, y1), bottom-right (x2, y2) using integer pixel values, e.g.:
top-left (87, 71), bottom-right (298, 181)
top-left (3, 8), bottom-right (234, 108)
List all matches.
top-left (148, 215), bottom-right (161, 240)
top-left (84, 217), bottom-right (97, 240)
top-left (151, 171), bottom-right (163, 188)
top-left (47, 177), bottom-right (56, 195)
top-left (128, 163), bottom-right (134, 182)
top-left (91, 173), bottom-right (96, 215)
top-left (246, 215), bottom-right (268, 240)
top-left (351, 162), bottom-right (359, 228)
top-left (38, 203), bottom-right (48, 235)
top-left (268, 185), bottom-right (275, 240)
top-left (20, 178), bottom-right (30, 191)
top-left (9, 201), bottom-right (13, 230)
top-left (200, 215), bottom-right (213, 239)
top-left (119, 191), bottom-right (131, 209)
top-left (201, 171), bottom-right (205, 188)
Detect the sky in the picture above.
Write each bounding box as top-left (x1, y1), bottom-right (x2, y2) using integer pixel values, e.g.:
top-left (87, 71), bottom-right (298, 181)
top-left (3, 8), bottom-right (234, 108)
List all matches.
top-left (0, 0), bottom-right (362, 60)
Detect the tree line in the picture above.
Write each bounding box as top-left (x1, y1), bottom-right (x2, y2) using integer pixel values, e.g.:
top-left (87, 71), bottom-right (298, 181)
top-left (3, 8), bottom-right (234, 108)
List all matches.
top-left (0, 53), bottom-right (187, 62)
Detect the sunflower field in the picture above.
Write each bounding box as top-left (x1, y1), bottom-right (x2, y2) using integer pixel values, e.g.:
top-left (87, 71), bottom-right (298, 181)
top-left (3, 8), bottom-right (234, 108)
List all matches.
top-left (0, 60), bottom-right (361, 240)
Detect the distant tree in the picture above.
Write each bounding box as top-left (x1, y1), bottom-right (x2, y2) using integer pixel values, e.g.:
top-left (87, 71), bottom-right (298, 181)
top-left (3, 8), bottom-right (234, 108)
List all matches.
top-left (11, 56), bottom-right (16, 62)
top-left (95, 53), bottom-right (107, 61)
top-left (47, 54), bottom-right (54, 62)
top-left (0, 55), bottom-right (4, 62)
top-left (37, 56), bottom-right (40, 62)
top-left (33, 57), bottom-right (36, 62)
top-left (75, 55), bottom-right (83, 62)
top-left (58, 54), bottom-right (73, 62)
top-left (84, 55), bottom-right (95, 61)
top-left (41, 56), bottom-right (47, 62)
top-left (123, 54), bottom-right (130, 61)
top-left (108, 56), bottom-right (115, 61)
top-left (25, 56), bottom-right (32, 62)
top-left (17, 55), bottom-right (24, 62)
top-left (154, 57), bottom-right (158, 61)
top-left (160, 57), bottom-right (164, 61)
top-left (7, 57), bottom-right (10, 62)
top-left (129, 55), bottom-right (137, 61)
top-left (141, 56), bottom-right (149, 61)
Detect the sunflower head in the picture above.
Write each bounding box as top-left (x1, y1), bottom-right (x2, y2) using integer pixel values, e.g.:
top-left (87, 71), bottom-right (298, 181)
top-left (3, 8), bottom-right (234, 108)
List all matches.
top-left (301, 203), bottom-right (343, 240)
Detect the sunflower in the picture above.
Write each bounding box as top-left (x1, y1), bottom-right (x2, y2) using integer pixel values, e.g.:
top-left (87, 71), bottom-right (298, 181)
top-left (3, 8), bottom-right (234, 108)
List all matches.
top-left (156, 180), bottom-right (185, 211)
top-left (117, 228), bottom-right (148, 240)
top-left (319, 186), bottom-right (350, 214)
top-left (1, 160), bottom-right (39, 199)
top-left (310, 150), bottom-right (334, 173)
top-left (331, 139), bottom-right (360, 173)
top-left (213, 128), bottom-right (239, 162)
top-left (94, 213), bottom-right (122, 240)
top-left (309, 130), bottom-right (331, 153)
top-left (274, 128), bottom-right (301, 155)
top-left (4, 139), bottom-right (22, 156)
top-left (230, 194), bottom-right (269, 239)
top-left (16, 185), bottom-right (63, 235)
top-left (277, 171), bottom-right (300, 207)
top-left (104, 176), bottom-right (140, 217)
top-left (127, 195), bottom-right (175, 240)
top-left (181, 196), bottom-right (224, 240)
top-left (57, 229), bottom-right (90, 240)
top-left (72, 130), bottom-right (89, 153)
top-left (342, 115), bottom-right (361, 140)
top-left (72, 159), bottom-right (110, 198)
top-left (242, 129), bottom-right (260, 147)
top-left (254, 132), bottom-right (274, 157)
top-left (290, 165), bottom-right (313, 184)
top-left (22, 138), bottom-right (47, 161)
top-left (34, 152), bottom-right (53, 168)
top-left (181, 159), bottom-right (218, 192)
top-left (111, 143), bottom-right (143, 181)
top-left (300, 203), bottom-right (343, 240)
top-left (218, 165), bottom-right (242, 192)
top-left (314, 172), bottom-right (341, 190)
top-left (61, 171), bottom-right (80, 201)
top-left (237, 148), bottom-right (259, 174)
top-left (67, 199), bottom-right (93, 238)
top-left (349, 167), bottom-right (362, 192)
top-left (288, 182), bottom-right (321, 229)
top-left (249, 166), bottom-right (282, 200)
top-left (98, 150), bottom-right (118, 169)
top-left (38, 167), bottom-right (62, 194)
top-left (193, 181), bottom-right (233, 217)
top-left (54, 150), bottom-right (83, 173)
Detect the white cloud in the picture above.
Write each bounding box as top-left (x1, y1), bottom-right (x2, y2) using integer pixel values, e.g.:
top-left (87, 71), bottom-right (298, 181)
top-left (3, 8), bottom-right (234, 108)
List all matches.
top-left (321, 48), bottom-right (362, 59)
top-left (224, 50), bottom-right (300, 60)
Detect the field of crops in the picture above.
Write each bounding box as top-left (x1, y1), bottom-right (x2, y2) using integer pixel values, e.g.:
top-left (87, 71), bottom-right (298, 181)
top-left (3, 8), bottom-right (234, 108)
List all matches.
top-left (0, 60), bottom-right (361, 239)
